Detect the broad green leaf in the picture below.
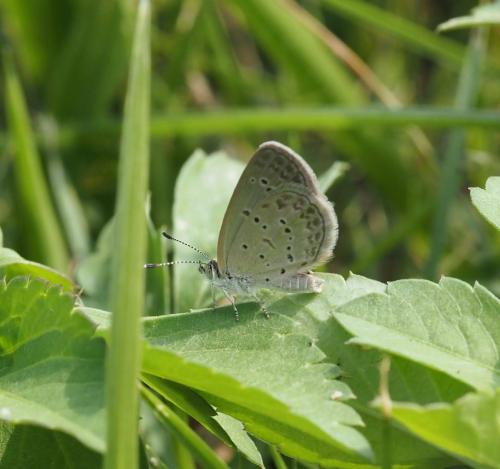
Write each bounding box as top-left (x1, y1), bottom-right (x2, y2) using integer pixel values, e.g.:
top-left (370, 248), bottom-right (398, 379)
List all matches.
top-left (140, 304), bottom-right (372, 466)
top-left (144, 195), bottom-right (171, 316)
top-left (334, 277), bottom-right (500, 391)
top-left (173, 150), bottom-right (244, 313)
top-left (276, 273), bottom-right (463, 467)
top-left (0, 423), bottom-right (99, 469)
top-left (78, 212), bottom-right (168, 312)
top-left (0, 277), bottom-right (106, 453)
top-left (76, 219), bottom-right (114, 308)
top-left (438, 1), bottom-right (500, 31)
top-left (470, 176), bottom-right (500, 230)
top-left (85, 273), bottom-right (461, 467)
top-left (390, 389), bottom-right (500, 468)
top-left (0, 244), bottom-right (73, 292)
top-left (0, 423), bottom-right (101, 469)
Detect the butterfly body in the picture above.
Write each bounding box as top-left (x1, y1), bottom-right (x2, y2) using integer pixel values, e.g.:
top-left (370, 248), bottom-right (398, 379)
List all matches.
top-left (199, 258), bottom-right (324, 296)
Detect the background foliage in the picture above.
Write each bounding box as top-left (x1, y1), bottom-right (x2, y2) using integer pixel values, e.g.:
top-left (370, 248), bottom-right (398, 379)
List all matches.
top-left (0, 1), bottom-right (499, 468)
top-left (1, 0), bottom-right (499, 287)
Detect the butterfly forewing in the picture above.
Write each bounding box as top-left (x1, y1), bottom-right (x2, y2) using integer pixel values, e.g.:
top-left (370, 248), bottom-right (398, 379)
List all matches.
top-left (225, 184), bottom-right (337, 283)
top-left (217, 141), bottom-right (338, 282)
top-left (217, 142), bottom-right (321, 272)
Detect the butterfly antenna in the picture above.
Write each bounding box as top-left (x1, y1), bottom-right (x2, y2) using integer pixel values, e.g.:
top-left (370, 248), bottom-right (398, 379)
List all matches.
top-left (144, 260), bottom-right (202, 269)
top-left (162, 232), bottom-right (211, 260)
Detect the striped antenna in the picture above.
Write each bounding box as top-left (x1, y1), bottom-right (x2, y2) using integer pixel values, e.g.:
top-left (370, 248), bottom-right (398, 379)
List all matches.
top-left (144, 260), bottom-right (202, 269)
top-left (162, 232), bottom-right (211, 260)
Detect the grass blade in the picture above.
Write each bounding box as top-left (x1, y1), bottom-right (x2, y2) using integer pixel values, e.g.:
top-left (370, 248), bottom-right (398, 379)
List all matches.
top-left (141, 386), bottom-right (230, 469)
top-left (322, 0), bottom-right (464, 65)
top-left (52, 107), bottom-right (500, 146)
top-left (39, 117), bottom-right (91, 261)
top-left (425, 29), bottom-right (486, 279)
top-left (232, 0), bottom-right (362, 103)
top-left (105, 1), bottom-right (151, 468)
top-left (4, 53), bottom-right (69, 272)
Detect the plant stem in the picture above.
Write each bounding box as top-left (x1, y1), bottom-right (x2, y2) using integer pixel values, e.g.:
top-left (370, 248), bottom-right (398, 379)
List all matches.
top-left (104, 1), bottom-right (150, 468)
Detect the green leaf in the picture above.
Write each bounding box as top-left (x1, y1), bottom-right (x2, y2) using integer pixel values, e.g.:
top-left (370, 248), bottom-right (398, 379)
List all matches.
top-left (334, 277), bottom-right (500, 391)
top-left (76, 219), bottom-right (114, 308)
top-left (470, 176), bottom-right (500, 230)
top-left (140, 304), bottom-right (372, 466)
top-left (0, 423), bottom-right (101, 469)
top-left (141, 386), bottom-right (230, 469)
top-left (78, 212), bottom-right (167, 312)
top-left (212, 413), bottom-right (264, 468)
top-left (0, 277), bottom-right (106, 453)
top-left (144, 375), bottom-right (264, 466)
top-left (144, 200), bottom-right (171, 316)
top-left (143, 375), bottom-right (233, 447)
top-left (390, 389), bottom-right (500, 468)
top-left (0, 242), bottom-right (73, 292)
top-left (438, 1), bottom-right (500, 32)
top-left (172, 149), bottom-right (244, 313)
top-left (277, 273), bottom-right (463, 467)
top-left (85, 274), bottom-right (464, 467)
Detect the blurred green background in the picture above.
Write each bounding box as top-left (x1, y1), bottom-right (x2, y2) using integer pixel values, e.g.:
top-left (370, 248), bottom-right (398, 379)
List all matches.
top-left (1, 0), bottom-right (499, 293)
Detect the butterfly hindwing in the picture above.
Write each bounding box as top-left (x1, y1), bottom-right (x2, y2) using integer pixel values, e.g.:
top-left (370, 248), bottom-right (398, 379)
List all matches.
top-left (217, 141), bottom-right (334, 274)
top-left (223, 184), bottom-right (337, 287)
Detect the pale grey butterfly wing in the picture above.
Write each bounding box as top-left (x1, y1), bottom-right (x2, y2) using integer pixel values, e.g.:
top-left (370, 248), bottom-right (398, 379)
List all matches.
top-left (224, 184), bottom-right (337, 291)
top-left (217, 141), bottom-right (338, 291)
top-left (218, 141), bottom-right (326, 271)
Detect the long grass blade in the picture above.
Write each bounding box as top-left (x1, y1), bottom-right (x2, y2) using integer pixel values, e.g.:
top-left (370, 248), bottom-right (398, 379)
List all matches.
top-left (424, 28), bottom-right (486, 279)
top-left (4, 53), bottom-right (69, 272)
top-left (105, 1), bottom-right (151, 468)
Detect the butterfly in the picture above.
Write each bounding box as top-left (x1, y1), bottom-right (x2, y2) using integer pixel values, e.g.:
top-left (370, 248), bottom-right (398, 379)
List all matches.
top-left (146, 141), bottom-right (338, 320)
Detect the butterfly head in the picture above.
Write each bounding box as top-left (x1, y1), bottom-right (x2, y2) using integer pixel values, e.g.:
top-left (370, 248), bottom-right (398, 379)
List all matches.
top-left (198, 259), bottom-right (221, 280)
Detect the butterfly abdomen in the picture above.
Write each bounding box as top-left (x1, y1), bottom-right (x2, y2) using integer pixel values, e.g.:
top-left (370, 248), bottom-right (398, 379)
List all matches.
top-left (272, 273), bottom-right (324, 293)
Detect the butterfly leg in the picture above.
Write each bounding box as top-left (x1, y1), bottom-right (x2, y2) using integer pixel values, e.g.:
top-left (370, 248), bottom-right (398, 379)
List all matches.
top-left (221, 289), bottom-right (239, 321)
top-left (211, 283), bottom-right (217, 310)
top-left (251, 293), bottom-right (270, 319)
